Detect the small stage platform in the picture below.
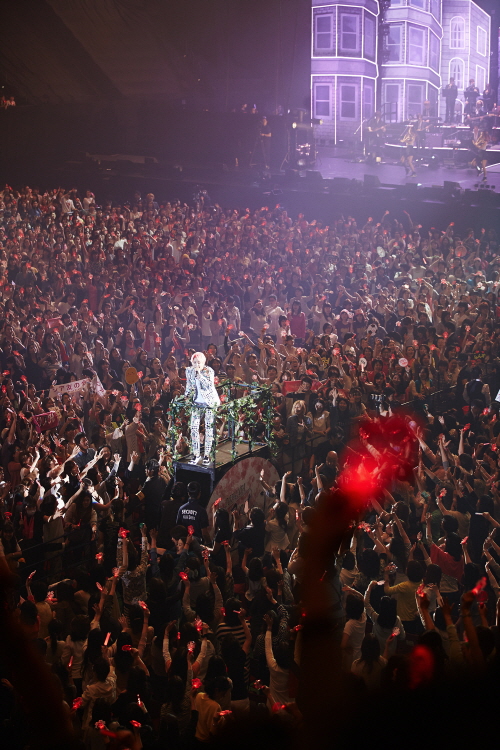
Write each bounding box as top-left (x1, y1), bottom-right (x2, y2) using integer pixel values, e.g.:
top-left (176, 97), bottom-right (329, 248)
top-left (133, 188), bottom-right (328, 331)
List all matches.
top-left (173, 440), bottom-right (270, 496)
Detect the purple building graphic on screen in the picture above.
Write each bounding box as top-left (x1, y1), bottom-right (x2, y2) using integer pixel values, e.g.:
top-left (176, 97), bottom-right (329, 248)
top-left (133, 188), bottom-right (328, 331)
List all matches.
top-left (311, 0), bottom-right (491, 145)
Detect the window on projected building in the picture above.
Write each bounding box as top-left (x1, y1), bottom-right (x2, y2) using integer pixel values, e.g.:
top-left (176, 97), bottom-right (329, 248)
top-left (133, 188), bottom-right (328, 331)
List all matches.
top-left (314, 84), bottom-right (331, 118)
top-left (450, 17), bottom-right (465, 50)
top-left (407, 83), bottom-right (424, 117)
top-left (340, 84), bottom-right (357, 119)
top-left (315, 14), bottom-right (334, 53)
top-left (387, 25), bottom-right (402, 63)
top-left (408, 26), bottom-right (426, 66)
top-left (339, 14), bottom-right (360, 55)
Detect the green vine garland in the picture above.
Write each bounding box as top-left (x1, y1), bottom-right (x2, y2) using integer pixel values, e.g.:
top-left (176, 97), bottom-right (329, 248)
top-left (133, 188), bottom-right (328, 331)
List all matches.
top-left (166, 380), bottom-right (277, 463)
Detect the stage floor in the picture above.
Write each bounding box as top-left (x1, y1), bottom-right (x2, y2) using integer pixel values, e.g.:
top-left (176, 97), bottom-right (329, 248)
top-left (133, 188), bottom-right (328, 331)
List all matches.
top-left (175, 440), bottom-right (268, 471)
top-left (315, 146), bottom-right (500, 191)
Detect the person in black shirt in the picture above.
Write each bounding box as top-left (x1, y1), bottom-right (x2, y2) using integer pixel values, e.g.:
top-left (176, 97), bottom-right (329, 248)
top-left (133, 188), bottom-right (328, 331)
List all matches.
top-left (366, 111), bottom-right (385, 161)
top-left (464, 79), bottom-right (479, 116)
top-left (483, 83), bottom-right (495, 112)
top-left (176, 481), bottom-right (210, 544)
top-left (258, 117), bottom-right (272, 170)
top-left (234, 506), bottom-right (266, 558)
top-left (443, 78), bottom-right (458, 123)
top-left (138, 459), bottom-right (168, 531)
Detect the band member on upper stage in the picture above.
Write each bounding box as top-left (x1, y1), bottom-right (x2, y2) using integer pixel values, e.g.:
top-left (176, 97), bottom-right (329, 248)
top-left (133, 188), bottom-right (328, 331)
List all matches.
top-left (482, 84), bottom-right (495, 113)
top-left (469, 126), bottom-right (490, 182)
top-left (259, 116), bottom-right (272, 170)
top-left (400, 122), bottom-right (417, 177)
top-left (415, 113), bottom-right (428, 149)
top-left (366, 111), bottom-right (385, 161)
top-left (443, 78), bottom-right (458, 123)
top-left (466, 100), bottom-right (491, 131)
top-left (464, 79), bottom-right (480, 116)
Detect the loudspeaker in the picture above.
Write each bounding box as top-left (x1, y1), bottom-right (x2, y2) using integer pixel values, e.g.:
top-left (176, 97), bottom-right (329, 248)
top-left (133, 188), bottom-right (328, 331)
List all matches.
top-left (402, 182), bottom-right (418, 196)
top-left (364, 174), bottom-right (381, 188)
top-left (304, 170), bottom-right (323, 182)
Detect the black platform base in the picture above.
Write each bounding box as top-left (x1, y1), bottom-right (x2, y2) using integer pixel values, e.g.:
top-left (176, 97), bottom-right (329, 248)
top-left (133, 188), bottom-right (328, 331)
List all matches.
top-left (173, 441), bottom-right (269, 497)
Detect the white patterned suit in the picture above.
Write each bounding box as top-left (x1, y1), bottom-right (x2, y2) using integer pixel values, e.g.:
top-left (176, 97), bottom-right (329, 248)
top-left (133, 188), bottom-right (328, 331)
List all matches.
top-left (185, 365), bottom-right (220, 459)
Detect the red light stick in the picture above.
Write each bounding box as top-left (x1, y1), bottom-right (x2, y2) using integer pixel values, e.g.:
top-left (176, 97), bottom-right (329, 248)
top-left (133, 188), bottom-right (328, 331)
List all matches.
top-left (192, 678), bottom-right (203, 689)
top-left (104, 632), bottom-right (111, 646)
top-left (472, 577), bottom-right (487, 596)
top-left (179, 571), bottom-right (188, 581)
top-left (272, 703), bottom-right (286, 713)
top-left (122, 644), bottom-right (132, 652)
top-left (130, 720), bottom-right (142, 728)
top-left (188, 525), bottom-right (195, 536)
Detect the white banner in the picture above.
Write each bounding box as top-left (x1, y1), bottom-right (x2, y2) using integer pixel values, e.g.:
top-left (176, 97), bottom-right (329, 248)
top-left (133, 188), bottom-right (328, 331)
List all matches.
top-left (49, 377), bottom-right (90, 399)
top-left (49, 374), bottom-right (106, 399)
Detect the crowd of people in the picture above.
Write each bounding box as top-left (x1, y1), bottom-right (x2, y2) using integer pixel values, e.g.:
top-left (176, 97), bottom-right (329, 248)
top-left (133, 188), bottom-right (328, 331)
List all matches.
top-left (1, 183), bottom-right (500, 748)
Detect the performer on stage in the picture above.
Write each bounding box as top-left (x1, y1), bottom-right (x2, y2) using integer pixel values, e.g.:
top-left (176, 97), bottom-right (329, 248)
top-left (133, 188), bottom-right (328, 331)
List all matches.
top-left (366, 111), bottom-right (385, 161)
top-left (466, 100), bottom-right (492, 132)
top-left (469, 127), bottom-right (490, 182)
top-left (482, 83), bottom-right (495, 113)
top-left (464, 79), bottom-right (479, 117)
top-left (400, 123), bottom-right (416, 177)
top-left (415, 113), bottom-right (428, 149)
top-left (442, 78), bottom-right (457, 123)
top-left (259, 116), bottom-right (272, 170)
top-left (185, 351), bottom-right (221, 464)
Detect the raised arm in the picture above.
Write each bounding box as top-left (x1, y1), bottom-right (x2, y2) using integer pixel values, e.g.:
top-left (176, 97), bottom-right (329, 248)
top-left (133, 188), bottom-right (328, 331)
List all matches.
top-left (280, 471), bottom-right (291, 504)
top-left (392, 511), bottom-right (410, 546)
